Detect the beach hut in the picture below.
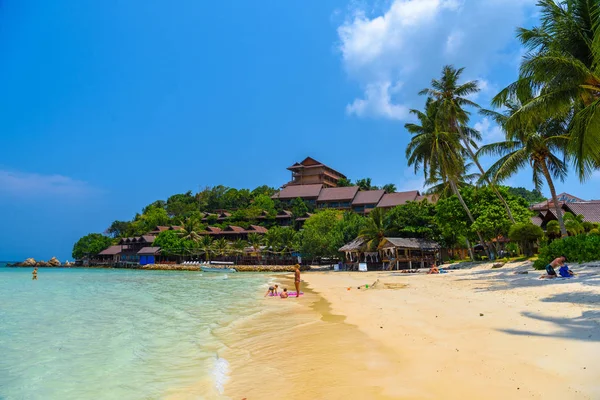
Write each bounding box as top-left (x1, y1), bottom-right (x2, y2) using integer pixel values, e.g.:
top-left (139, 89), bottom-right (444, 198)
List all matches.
top-left (377, 238), bottom-right (440, 270)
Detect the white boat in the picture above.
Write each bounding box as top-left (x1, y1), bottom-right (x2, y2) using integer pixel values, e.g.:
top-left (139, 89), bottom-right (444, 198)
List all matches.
top-left (200, 266), bottom-right (237, 273)
top-left (200, 261), bottom-right (237, 273)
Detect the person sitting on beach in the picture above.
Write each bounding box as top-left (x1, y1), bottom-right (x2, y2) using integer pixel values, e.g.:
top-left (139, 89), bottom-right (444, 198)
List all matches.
top-left (539, 256), bottom-right (567, 279)
top-left (32, 267), bottom-right (38, 280)
top-left (427, 264), bottom-right (439, 274)
top-left (280, 288), bottom-right (289, 298)
top-left (264, 284), bottom-right (279, 297)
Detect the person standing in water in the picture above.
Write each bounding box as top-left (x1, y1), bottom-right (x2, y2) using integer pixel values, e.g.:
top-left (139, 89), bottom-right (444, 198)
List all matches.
top-left (32, 267), bottom-right (38, 280)
top-left (294, 265), bottom-right (301, 298)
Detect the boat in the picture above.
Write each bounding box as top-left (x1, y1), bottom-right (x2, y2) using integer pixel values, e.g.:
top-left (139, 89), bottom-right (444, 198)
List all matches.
top-left (200, 266), bottom-right (237, 273)
top-left (200, 261), bottom-right (237, 273)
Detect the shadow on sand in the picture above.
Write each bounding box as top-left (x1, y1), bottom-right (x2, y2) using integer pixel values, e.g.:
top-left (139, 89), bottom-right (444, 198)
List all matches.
top-left (499, 310), bottom-right (600, 342)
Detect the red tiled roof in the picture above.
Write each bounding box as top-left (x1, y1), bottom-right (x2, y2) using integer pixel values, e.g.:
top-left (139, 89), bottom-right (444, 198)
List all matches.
top-left (204, 226), bottom-right (222, 233)
top-left (224, 225), bottom-right (245, 233)
top-left (248, 225), bottom-right (268, 233)
top-left (272, 184), bottom-right (323, 199)
top-left (416, 194), bottom-right (438, 203)
top-left (351, 190), bottom-right (385, 206)
top-left (276, 210), bottom-right (293, 218)
top-left (137, 247), bottom-right (161, 255)
top-left (376, 191), bottom-right (420, 208)
top-left (98, 245), bottom-right (125, 255)
top-left (563, 202), bottom-right (600, 223)
top-left (141, 235), bottom-right (155, 243)
top-left (317, 186), bottom-right (359, 202)
top-left (531, 215), bottom-right (543, 227)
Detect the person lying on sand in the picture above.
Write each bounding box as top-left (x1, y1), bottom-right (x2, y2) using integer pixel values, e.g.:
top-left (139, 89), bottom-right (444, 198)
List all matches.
top-left (427, 264), bottom-right (439, 274)
top-left (280, 288), bottom-right (289, 298)
top-left (264, 284), bottom-right (279, 297)
top-left (539, 256), bottom-right (567, 279)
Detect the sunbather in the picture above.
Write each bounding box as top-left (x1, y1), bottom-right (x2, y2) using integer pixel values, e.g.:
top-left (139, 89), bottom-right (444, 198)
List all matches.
top-left (428, 264), bottom-right (439, 274)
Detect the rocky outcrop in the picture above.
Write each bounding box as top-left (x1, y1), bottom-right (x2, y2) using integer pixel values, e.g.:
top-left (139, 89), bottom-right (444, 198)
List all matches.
top-left (35, 260), bottom-right (50, 267)
top-left (64, 261), bottom-right (72, 267)
top-left (22, 258), bottom-right (36, 267)
top-left (48, 257), bottom-right (61, 267)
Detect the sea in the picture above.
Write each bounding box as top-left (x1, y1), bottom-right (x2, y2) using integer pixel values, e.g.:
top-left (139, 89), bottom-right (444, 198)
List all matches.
top-left (0, 263), bottom-right (271, 399)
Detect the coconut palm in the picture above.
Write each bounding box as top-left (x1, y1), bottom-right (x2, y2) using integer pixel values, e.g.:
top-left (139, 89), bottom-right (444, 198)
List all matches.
top-left (420, 65), bottom-right (517, 224)
top-left (263, 227), bottom-right (282, 255)
top-left (563, 212), bottom-right (585, 235)
top-left (231, 239), bottom-right (247, 263)
top-left (199, 235), bottom-right (213, 262)
top-left (279, 227), bottom-right (299, 255)
top-left (247, 233), bottom-right (263, 263)
top-left (405, 98), bottom-right (489, 258)
top-left (382, 183), bottom-right (397, 193)
top-left (494, 0), bottom-right (600, 178)
top-left (178, 217), bottom-right (202, 242)
top-left (212, 238), bottom-right (230, 258)
top-left (359, 207), bottom-right (388, 251)
top-left (479, 90), bottom-right (570, 237)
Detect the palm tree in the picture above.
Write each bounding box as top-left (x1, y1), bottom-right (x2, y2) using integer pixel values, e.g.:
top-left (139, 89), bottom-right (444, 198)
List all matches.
top-left (279, 227), bottom-right (299, 256)
top-left (231, 239), bottom-right (247, 263)
top-left (420, 65), bottom-right (517, 224)
top-left (563, 212), bottom-right (585, 235)
top-left (405, 98), bottom-right (487, 259)
top-left (359, 207), bottom-right (388, 250)
top-left (546, 220), bottom-right (561, 239)
top-left (179, 217), bottom-right (202, 242)
top-left (479, 90), bottom-right (570, 237)
top-left (382, 183), bottom-right (397, 193)
top-left (212, 238), bottom-right (230, 259)
top-left (247, 233), bottom-right (263, 263)
top-left (494, 0), bottom-right (600, 178)
top-left (199, 235), bottom-right (213, 262)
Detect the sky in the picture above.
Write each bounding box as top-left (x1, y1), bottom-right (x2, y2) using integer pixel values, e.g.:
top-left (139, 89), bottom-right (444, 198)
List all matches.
top-left (1, 0), bottom-right (598, 261)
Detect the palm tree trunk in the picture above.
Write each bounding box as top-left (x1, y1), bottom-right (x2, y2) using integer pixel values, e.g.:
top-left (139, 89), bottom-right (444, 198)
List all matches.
top-left (464, 237), bottom-right (475, 261)
top-left (540, 160), bottom-right (568, 237)
top-left (449, 180), bottom-right (491, 259)
top-left (458, 128), bottom-right (516, 223)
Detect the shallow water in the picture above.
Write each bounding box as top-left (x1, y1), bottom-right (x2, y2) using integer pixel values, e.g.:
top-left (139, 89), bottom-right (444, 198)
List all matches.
top-left (0, 267), bottom-right (269, 399)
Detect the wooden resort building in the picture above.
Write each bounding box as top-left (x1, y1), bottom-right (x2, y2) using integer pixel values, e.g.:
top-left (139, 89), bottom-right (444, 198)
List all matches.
top-left (285, 156), bottom-right (346, 188)
top-left (339, 237), bottom-right (441, 271)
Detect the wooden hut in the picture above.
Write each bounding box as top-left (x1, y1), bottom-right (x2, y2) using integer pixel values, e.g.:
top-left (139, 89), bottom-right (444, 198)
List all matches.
top-left (377, 237), bottom-right (440, 270)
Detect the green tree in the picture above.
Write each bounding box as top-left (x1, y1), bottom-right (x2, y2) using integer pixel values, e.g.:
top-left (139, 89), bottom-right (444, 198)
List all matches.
top-left (355, 178), bottom-right (379, 191)
top-left (337, 178), bottom-right (353, 187)
top-left (300, 210), bottom-right (344, 259)
top-left (251, 185), bottom-right (276, 198)
top-left (546, 220), bottom-right (561, 239)
top-left (199, 235), bottom-right (213, 261)
top-left (405, 97), bottom-right (488, 258)
top-left (178, 217), bottom-right (203, 243)
top-left (382, 183), bottom-right (397, 193)
top-left (105, 220), bottom-right (132, 238)
top-left (334, 212), bottom-right (368, 246)
top-left (152, 231), bottom-right (183, 257)
top-left (166, 191), bottom-right (198, 218)
top-left (291, 197), bottom-right (310, 221)
top-left (479, 89), bottom-right (570, 237)
top-left (506, 187), bottom-right (546, 205)
top-left (247, 233), bottom-right (264, 262)
top-left (358, 207), bottom-right (388, 250)
top-left (508, 223), bottom-right (544, 256)
top-left (212, 238), bottom-right (230, 257)
top-left (494, 0), bottom-right (600, 178)
top-left (385, 200), bottom-right (439, 240)
top-left (72, 233), bottom-right (113, 259)
top-left (421, 65), bottom-right (516, 224)
top-left (563, 212), bottom-right (584, 236)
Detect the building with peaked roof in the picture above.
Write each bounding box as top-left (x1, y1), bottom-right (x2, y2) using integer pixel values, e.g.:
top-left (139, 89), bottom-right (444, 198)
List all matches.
top-left (351, 189), bottom-right (385, 213)
top-left (376, 191), bottom-right (421, 209)
top-left (531, 192), bottom-right (585, 212)
top-left (284, 156), bottom-right (346, 188)
top-left (316, 186), bottom-right (360, 210)
top-left (563, 202), bottom-right (600, 223)
top-left (271, 184), bottom-right (323, 206)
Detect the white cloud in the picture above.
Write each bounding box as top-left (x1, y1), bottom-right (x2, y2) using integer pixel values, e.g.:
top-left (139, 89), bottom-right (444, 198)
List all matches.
top-left (474, 117), bottom-right (505, 144)
top-left (337, 0), bottom-right (537, 120)
top-left (346, 81), bottom-right (409, 119)
top-left (0, 170), bottom-right (97, 198)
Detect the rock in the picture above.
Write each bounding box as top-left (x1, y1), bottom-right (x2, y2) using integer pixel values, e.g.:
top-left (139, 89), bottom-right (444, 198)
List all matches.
top-left (480, 313), bottom-right (484, 316)
top-left (492, 263), bottom-right (505, 269)
top-left (22, 258), bottom-right (36, 267)
top-left (35, 261), bottom-right (50, 267)
top-left (48, 257), bottom-right (61, 267)
top-left (64, 261), bottom-right (72, 267)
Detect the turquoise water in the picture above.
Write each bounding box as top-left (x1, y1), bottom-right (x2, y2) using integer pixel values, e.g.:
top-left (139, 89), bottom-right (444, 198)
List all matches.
top-left (0, 267), bottom-right (270, 399)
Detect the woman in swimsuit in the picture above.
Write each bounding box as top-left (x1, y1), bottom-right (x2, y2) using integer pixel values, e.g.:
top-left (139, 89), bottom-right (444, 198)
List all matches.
top-left (294, 265), bottom-right (301, 298)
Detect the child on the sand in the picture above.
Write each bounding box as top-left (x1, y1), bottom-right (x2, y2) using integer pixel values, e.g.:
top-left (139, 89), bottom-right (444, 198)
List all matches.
top-left (280, 288), bottom-right (289, 298)
top-left (264, 284), bottom-right (279, 297)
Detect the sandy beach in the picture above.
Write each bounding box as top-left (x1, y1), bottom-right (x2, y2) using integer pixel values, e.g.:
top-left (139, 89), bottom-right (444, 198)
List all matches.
top-left (225, 262), bottom-right (600, 399)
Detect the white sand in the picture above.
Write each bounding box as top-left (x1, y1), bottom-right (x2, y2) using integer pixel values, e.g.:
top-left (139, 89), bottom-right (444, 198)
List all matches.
top-left (303, 261), bottom-right (600, 399)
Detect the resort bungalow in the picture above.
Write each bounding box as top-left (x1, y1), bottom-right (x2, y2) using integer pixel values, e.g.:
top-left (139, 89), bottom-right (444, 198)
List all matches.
top-left (316, 186), bottom-right (359, 210)
top-left (138, 247), bottom-right (161, 265)
top-left (275, 210), bottom-right (293, 226)
top-left (198, 225), bottom-right (269, 240)
top-left (376, 191), bottom-right (421, 211)
top-left (378, 237), bottom-right (440, 270)
top-left (351, 189), bottom-right (385, 214)
top-left (271, 184), bottom-right (323, 207)
top-left (148, 225), bottom-right (183, 235)
top-left (530, 192), bottom-right (585, 212)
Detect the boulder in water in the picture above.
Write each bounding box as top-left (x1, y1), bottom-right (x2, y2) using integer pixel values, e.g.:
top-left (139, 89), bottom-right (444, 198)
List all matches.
top-left (22, 258), bottom-right (36, 267)
top-left (35, 260), bottom-right (50, 267)
top-left (64, 260), bottom-right (72, 267)
top-left (48, 257), bottom-right (61, 267)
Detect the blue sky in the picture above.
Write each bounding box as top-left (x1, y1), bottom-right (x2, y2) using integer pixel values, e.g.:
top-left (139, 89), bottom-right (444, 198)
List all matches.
top-left (1, 0), bottom-right (598, 261)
